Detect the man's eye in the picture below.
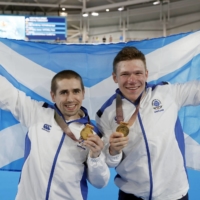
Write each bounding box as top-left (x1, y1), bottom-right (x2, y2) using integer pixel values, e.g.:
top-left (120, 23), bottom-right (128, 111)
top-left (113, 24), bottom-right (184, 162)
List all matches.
top-left (121, 73), bottom-right (129, 76)
top-left (74, 90), bottom-right (80, 94)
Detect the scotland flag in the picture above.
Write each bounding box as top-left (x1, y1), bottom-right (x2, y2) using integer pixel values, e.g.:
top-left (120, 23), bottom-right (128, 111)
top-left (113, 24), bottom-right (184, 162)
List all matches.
top-left (0, 31), bottom-right (200, 199)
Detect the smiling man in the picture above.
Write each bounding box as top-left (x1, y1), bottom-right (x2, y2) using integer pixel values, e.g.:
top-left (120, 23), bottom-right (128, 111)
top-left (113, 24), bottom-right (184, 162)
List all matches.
top-left (50, 72), bottom-right (85, 121)
top-left (0, 70), bottom-right (110, 200)
top-left (95, 46), bottom-right (200, 200)
top-left (112, 57), bottom-right (148, 103)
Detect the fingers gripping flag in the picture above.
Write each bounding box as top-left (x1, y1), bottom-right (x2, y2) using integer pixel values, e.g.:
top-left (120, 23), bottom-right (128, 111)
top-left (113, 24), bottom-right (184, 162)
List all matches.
top-left (0, 31), bottom-right (200, 198)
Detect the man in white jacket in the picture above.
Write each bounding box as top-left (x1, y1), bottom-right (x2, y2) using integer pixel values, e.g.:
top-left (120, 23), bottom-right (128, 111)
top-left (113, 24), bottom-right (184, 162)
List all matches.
top-left (95, 46), bottom-right (199, 200)
top-left (0, 70), bottom-right (110, 200)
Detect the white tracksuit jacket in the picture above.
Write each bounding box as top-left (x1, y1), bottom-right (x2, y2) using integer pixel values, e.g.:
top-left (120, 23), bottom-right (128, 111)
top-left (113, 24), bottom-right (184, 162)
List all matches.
top-left (96, 81), bottom-right (200, 200)
top-left (0, 75), bottom-right (110, 200)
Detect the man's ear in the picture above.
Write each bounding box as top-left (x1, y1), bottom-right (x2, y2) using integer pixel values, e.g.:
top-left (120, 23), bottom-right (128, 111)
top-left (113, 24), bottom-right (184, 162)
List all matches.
top-left (145, 70), bottom-right (149, 79)
top-left (82, 89), bottom-right (85, 99)
top-left (50, 91), bottom-right (56, 102)
top-left (112, 72), bottom-right (118, 83)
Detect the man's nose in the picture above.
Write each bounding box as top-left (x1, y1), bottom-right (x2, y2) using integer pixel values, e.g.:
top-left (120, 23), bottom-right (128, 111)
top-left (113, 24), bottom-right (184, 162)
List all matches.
top-left (127, 73), bottom-right (135, 83)
top-left (66, 92), bottom-right (74, 101)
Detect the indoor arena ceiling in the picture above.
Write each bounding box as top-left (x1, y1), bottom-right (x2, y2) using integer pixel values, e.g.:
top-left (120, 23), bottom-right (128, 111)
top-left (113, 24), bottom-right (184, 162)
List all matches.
top-left (0, 0), bottom-right (200, 29)
top-left (0, 0), bottom-right (199, 16)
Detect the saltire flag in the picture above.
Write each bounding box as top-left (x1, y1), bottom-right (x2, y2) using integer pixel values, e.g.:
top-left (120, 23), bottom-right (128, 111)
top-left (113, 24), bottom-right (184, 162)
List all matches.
top-left (0, 31), bottom-right (200, 199)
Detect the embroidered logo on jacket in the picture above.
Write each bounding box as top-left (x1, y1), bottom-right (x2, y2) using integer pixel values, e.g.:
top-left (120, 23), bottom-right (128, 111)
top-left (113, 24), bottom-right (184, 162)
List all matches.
top-left (152, 99), bottom-right (164, 113)
top-left (42, 124), bottom-right (52, 132)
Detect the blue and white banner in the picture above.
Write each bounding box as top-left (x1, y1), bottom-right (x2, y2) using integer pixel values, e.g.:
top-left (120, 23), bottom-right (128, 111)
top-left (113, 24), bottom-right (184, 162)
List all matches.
top-left (0, 31), bottom-right (200, 199)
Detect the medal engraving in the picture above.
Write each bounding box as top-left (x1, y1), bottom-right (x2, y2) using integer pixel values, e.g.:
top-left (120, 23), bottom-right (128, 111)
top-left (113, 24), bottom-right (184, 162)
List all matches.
top-left (80, 124), bottom-right (94, 140)
top-left (116, 122), bottom-right (129, 136)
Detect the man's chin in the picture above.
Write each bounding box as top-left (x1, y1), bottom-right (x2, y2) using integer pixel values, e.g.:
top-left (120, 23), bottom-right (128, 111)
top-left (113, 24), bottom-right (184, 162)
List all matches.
top-left (123, 89), bottom-right (144, 102)
top-left (126, 94), bottom-right (139, 102)
top-left (65, 111), bottom-right (80, 117)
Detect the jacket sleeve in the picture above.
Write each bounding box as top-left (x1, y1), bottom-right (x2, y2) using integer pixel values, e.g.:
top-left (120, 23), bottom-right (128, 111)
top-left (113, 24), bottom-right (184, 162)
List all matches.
top-left (86, 152), bottom-right (110, 188)
top-left (0, 75), bottom-right (45, 127)
top-left (171, 80), bottom-right (200, 109)
top-left (95, 111), bottom-right (122, 168)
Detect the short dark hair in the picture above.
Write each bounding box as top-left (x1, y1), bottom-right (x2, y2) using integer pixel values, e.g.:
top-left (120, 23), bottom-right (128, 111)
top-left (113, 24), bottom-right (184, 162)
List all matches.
top-left (51, 70), bottom-right (84, 93)
top-left (113, 46), bottom-right (147, 73)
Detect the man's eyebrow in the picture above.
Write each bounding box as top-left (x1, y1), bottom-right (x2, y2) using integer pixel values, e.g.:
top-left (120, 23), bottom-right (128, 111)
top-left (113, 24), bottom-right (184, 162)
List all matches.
top-left (59, 89), bottom-right (68, 94)
top-left (120, 70), bottom-right (143, 73)
top-left (59, 88), bottom-right (81, 93)
top-left (120, 71), bottom-right (129, 73)
top-left (73, 88), bottom-right (81, 91)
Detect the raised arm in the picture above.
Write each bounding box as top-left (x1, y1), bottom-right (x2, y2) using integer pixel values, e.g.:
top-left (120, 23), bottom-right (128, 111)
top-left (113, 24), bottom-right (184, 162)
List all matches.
top-left (171, 80), bottom-right (200, 109)
top-left (0, 75), bottom-right (45, 127)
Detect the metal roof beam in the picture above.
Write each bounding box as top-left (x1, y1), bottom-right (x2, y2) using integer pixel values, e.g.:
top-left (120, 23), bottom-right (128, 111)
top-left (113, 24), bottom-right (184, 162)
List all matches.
top-left (47, 0), bottom-right (68, 12)
top-left (107, 0), bottom-right (116, 3)
top-left (70, 24), bottom-right (80, 30)
top-left (0, 2), bottom-right (82, 9)
top-left (33, 0), bottom-right (45, 12)
top-left (82, 0), bottom-right (151, 12)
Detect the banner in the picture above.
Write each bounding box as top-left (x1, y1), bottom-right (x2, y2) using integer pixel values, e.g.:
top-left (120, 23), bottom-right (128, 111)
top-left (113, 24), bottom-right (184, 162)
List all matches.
top-left (0, 31), bottom-right (200, 199)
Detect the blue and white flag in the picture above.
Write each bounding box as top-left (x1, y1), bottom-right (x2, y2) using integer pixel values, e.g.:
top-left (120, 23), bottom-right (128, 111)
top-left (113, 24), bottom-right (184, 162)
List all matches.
top-left (0, 31), bottom-right (200, 199)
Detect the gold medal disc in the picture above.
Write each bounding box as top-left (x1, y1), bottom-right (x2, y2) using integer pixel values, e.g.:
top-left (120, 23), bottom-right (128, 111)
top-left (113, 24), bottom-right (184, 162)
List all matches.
top-left (80, 124), bottom-right (94, 140)
top-left (116, 122), bottom-right (129, 137)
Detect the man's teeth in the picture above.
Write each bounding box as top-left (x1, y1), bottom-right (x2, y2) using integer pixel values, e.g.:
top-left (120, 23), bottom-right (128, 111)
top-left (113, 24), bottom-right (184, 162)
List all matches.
top-left (128, 87), bottom-right (137, 90)
top-left (66, 105), bottom-right (75, 107)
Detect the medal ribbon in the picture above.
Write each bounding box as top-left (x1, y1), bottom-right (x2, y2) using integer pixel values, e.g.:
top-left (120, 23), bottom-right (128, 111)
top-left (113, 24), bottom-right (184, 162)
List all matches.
top-left (54, 104), bottom-right (90, 142)
top-left (116, 91), bottom-right (145, 127)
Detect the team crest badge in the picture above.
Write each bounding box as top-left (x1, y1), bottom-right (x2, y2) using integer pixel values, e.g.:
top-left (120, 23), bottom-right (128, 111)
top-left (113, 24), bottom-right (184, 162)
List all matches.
top-left (152, 99), bottom-right (162, 110)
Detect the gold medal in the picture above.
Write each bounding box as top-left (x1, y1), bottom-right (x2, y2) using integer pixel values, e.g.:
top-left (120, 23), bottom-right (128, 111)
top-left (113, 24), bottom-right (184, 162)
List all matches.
top-left (116, 122), bottom-right (129, 137)
top-left (80, 124), bottom-right (94, 140)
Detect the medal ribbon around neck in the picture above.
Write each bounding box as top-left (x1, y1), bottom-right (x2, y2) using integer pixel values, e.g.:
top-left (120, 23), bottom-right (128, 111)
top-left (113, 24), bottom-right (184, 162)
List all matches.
top-left (115, 91), bottom-right (145, 136)
top-left (54, 104), bottom-right (91, 142)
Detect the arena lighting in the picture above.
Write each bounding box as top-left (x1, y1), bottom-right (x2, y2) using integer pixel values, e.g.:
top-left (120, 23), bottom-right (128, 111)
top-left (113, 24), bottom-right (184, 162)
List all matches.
top-left (91, 12), bottom-right (99, 16)
top-left (153, 0), bottom-right (160, 5)
top-left (82, 13), bottom-right (88, 17)
top-left (60, 12), bottom-right (67, 16)
top-left (118, 7), bottom-right (124, 11)
top-left (106, 9), bottom-right (109, 12)
top-left (62, 8), bottom-right (65, 11)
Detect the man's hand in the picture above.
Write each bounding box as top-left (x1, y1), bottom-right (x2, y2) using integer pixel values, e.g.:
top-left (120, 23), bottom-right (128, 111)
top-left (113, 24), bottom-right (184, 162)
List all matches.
top-left (109, 132), bottom-right (129, 156)
top-left (84, 134), bottom-right (103, 158)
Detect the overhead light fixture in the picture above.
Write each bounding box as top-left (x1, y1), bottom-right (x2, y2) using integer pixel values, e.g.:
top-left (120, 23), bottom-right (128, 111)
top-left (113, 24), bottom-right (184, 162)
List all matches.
top-left (118, 7), bottom-right (124, 11)
top-left (82, 13), bottom-right (88, 17)
top-left (62, 8), bottom-right (65, 11)
top-left (153, 0), bottom-right (160, 5)
top-left (60, 12), bottom-right (67, 16)
top-left (91, 12), bottom-right (99, 16)
top-left (106, 9), bottom-right (109, 12)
